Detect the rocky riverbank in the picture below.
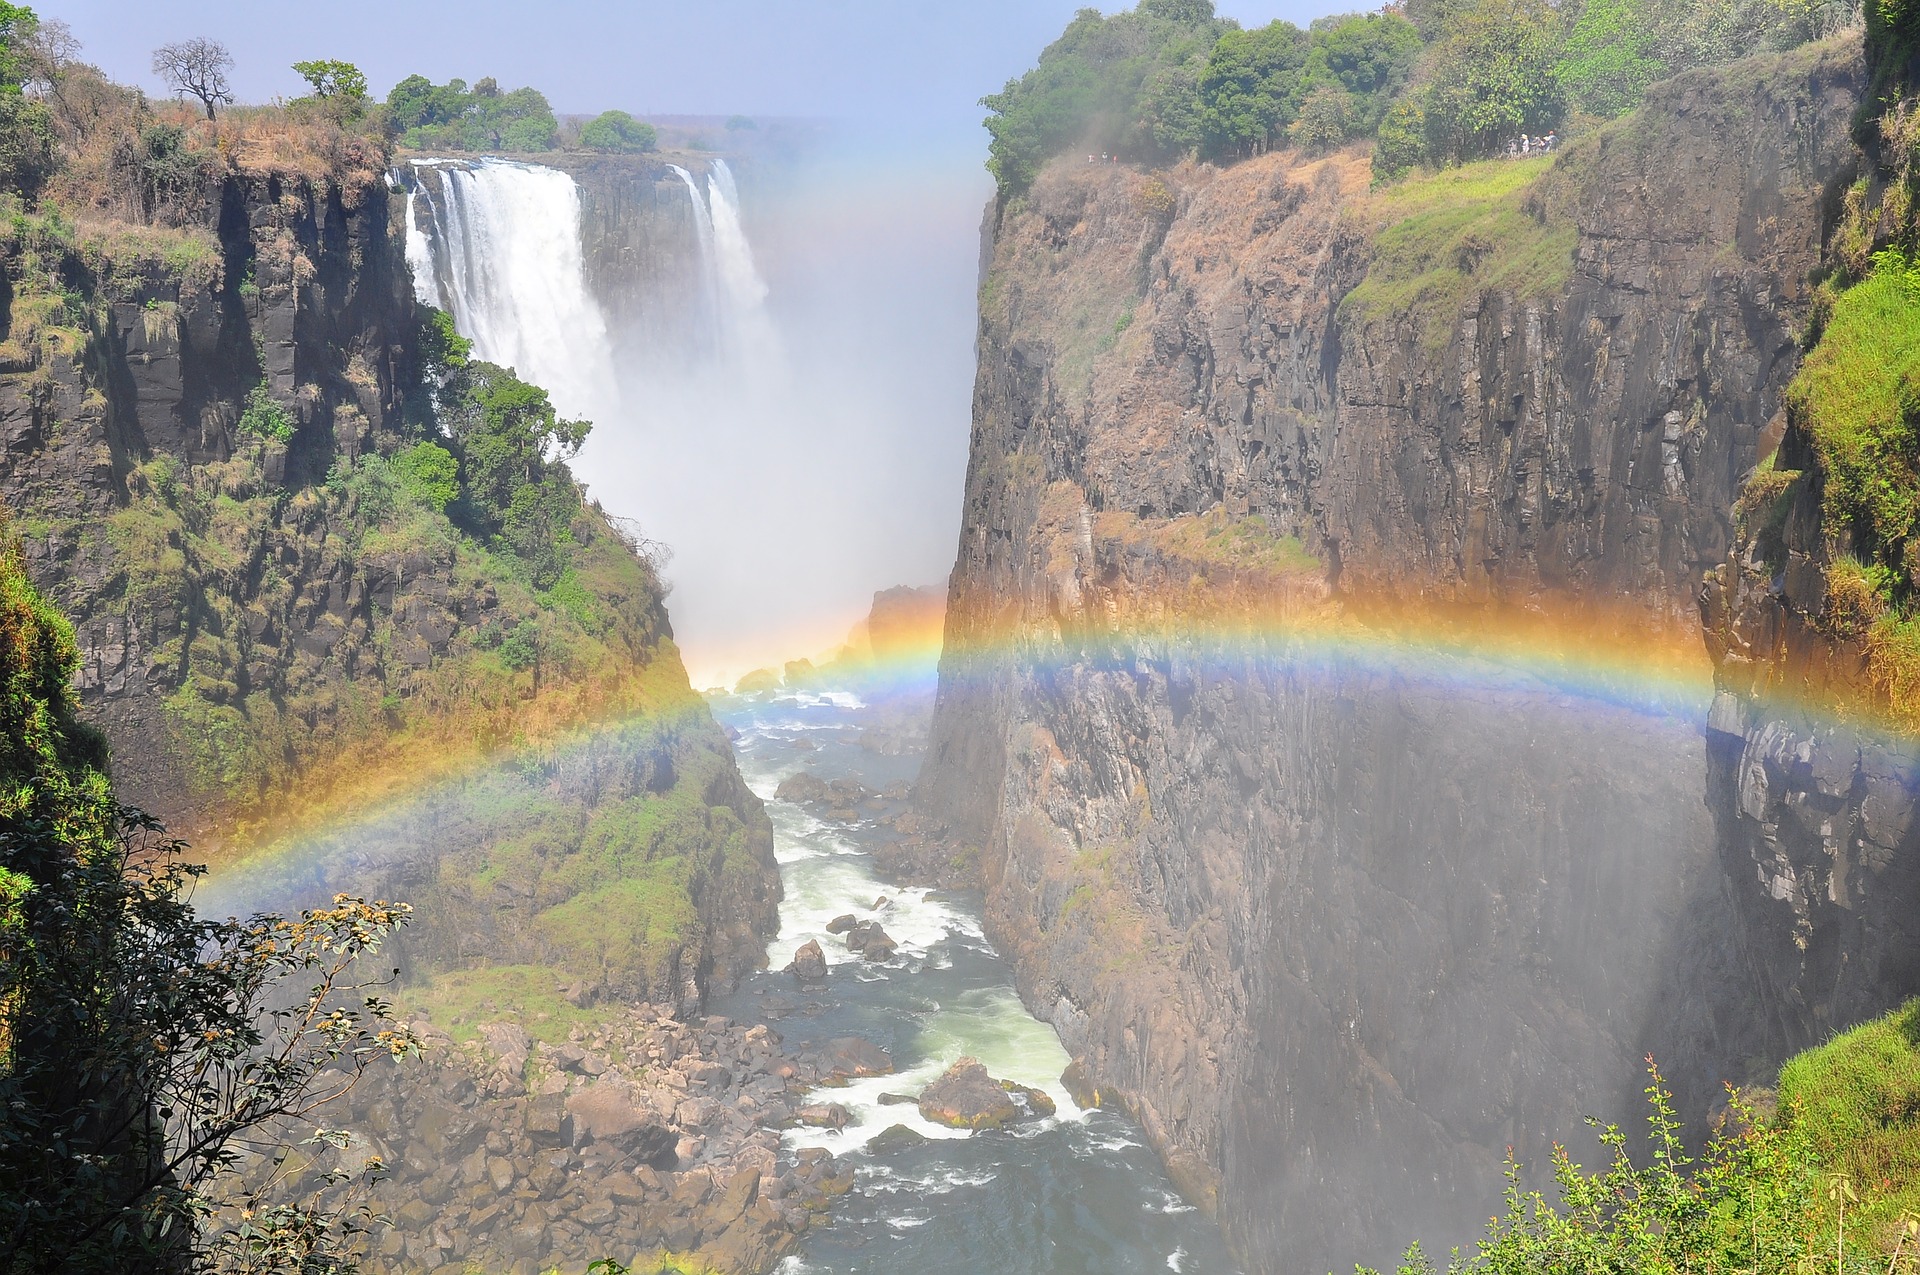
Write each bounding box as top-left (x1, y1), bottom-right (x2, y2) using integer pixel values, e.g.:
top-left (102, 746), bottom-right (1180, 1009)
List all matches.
top-left (286, 1000), bottom-right (894, 1275)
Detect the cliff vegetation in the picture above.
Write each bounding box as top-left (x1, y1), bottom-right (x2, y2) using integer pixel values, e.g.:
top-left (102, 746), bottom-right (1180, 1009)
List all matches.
top-left (981, 0), bottom-right (1853, 195)
top-left (1364, 1004), bottom-right (1920, 1275)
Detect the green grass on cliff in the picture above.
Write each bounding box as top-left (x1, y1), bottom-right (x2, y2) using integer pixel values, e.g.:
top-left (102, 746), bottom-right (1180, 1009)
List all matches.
top-left (1791, 252), bottom-right (1920, 561)
top-left (1342, 155), bottom-right (1575, 352)
top-left (1777, 251), bottom-right (1920, 722)
top-left (1372, 1000), bottom-right (1920, 1274)
top-left (1778, 999), bottom-right (1920, 1232)
top-left (401, 963), bottom-right (616, 1048)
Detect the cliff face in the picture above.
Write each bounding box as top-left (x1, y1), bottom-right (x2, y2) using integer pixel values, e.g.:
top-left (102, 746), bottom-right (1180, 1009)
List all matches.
top-left (919, 37), bottom-right (1867, 1274)
top-left (3, 165), bottom-right (416, 826)
top-left (1700, 371), bottom-right (1920, 1058)
top-left (0, 152), bottom-right (778, 1010)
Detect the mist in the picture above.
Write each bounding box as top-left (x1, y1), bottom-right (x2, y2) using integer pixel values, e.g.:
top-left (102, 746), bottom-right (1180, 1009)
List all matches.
top-left (570, 123), bottom-right (990, 688)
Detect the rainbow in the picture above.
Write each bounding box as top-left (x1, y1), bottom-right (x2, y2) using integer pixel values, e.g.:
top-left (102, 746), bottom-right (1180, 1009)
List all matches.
top-left (198, 592), bottom-right (1920, 917)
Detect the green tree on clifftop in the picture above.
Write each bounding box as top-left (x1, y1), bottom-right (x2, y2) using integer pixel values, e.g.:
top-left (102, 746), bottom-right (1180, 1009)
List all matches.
top-left (580, 109), bottom-right (657, 153)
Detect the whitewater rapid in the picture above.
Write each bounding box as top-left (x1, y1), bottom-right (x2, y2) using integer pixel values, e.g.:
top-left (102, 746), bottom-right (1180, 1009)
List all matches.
top-left (708, 683), bottom-right (1237, 1274)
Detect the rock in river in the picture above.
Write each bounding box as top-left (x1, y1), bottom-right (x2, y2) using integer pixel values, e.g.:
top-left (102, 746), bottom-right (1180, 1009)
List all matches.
top-left (786, 939), bottom-right (827, 983)
top-left (917, 1057), bottom-right (1018, 1129)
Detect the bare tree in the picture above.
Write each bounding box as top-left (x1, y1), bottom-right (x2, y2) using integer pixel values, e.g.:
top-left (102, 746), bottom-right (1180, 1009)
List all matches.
top-left (151, 36), bottom-right (233, 119)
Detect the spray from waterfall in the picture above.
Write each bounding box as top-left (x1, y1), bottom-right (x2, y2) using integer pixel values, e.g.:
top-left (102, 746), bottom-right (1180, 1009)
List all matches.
top-left (705, 159), bottom-right (778, 368)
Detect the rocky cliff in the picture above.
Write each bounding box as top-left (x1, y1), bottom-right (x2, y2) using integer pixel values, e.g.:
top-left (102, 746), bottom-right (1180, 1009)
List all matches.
top-left (0, 129), bottom-right (779, 1008)
top-left (917, 36), bottom-right (1872, 1274)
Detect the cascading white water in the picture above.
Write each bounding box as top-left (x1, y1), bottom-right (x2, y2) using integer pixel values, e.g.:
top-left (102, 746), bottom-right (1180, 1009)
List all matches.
top-left (668, 164), bottom-right (724, 356)
top-left (414, 158), bottom-right (620, 426)
top-left (706, 160), bottom-right (769, 315)
top-left (705, 159), bottom-right (777, 367)
top-left (402, 186), bottom-right (444, 312)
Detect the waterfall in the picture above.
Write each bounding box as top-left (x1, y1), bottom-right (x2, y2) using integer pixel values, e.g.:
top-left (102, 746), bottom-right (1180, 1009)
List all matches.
top-left (706, 160), bottom-right (769, 316)
top-left (409, 158), bottom-right (620, 427)
top-left (668, 164), bottom-right (722, 356)
top-left (664, 160), bottom-right (775, 366)
top-left (406, 151), bottom-right (805, 682)
top-left (402, 186), bottom-right (443, 311)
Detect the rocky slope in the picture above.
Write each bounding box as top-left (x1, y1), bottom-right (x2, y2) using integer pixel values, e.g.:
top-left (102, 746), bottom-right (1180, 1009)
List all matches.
top-left (2, 118), bottom-right (789, 1270)
top-left (916, 36), bottom-right (1871, 1274)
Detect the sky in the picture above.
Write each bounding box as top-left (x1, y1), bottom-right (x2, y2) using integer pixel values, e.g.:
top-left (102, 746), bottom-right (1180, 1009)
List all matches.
top-left (50, 1), bottom-right (1341, 122)
top-left (48, 0), bottom-right (1348, 686)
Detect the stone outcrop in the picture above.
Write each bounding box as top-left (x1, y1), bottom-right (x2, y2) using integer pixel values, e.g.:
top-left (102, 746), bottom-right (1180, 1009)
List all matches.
top-left (914, 37), bottom-right (1870, 1275)
top-left (1699, 383), bottom-right (1920, 1056)
top-left (3, 138), bottom-right (788, 1270)
top-left (917, 1058), bottom-right (1018, 1129)
top-left (288, 1005), bottom-right (857, 1275)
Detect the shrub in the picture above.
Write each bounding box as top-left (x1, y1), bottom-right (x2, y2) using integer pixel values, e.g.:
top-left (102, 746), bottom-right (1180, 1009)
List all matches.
top-left (236, 382), bottom-right (295, 443)
top-left (391, 439), bottom-right (458, 513)
top-left (1367, 1014), bottom-right (1920, 1275)
top-left (580, 109), bottom-right (656, 153)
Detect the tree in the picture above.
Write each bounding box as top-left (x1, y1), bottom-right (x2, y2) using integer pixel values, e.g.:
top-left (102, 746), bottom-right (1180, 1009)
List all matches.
top-left (981, 1), bottom-right (1226, 194)
top-left (0, 2), bottom-right (38, 93)
top-left (1372, 92), bottom-right (1428, 180)
top-left (152, 36), bottom-right (232, 120)
top-left (1420, 0), bottom-right (1565, 164)
top-left (0, 524), bottom-right (418, 1271)
top-left (580, 109), bottom-right (656, 153)
top-left (291, 58), bottom-right (367, 101)
top-left (1199, 21), bottom-right (1311, 157)
top-left (1555, 0), bottom-right (1668, 117)
top-left (1288, 85), bottom-right (1353, 152)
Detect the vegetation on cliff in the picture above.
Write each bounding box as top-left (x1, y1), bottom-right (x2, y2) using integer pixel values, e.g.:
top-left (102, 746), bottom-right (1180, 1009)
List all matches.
top-left (0, 517), bottom-right (418, 1273)
top-left (385, 73), bottom-right (558, 152)
top-left (1368, 1005), bottom-right (1920, 1274)
top-left (983, 0), bottom-right (1853, 194)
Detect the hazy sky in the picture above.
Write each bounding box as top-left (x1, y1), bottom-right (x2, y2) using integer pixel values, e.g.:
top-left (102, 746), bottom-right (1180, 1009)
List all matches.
top-left (53, 1), bottom-right (1340, 123)
top-left (50, 0), bottom-right (1347, 684)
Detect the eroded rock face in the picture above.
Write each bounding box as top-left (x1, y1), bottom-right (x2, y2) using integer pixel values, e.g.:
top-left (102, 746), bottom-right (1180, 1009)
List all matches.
top-left (915, 37), bottom-right (1866, 1275)
top-left (1700, 416), bottom-right (1920, 1054)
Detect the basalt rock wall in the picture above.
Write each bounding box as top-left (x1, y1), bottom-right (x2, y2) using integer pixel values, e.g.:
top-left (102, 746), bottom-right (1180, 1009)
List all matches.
top-left (0, 153), bottom-right (779, 1009)
top-left (918, 37), bottom-right (1870, 1275)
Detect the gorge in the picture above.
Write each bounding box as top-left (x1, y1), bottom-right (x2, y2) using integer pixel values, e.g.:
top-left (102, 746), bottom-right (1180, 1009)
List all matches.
top-left (8, 5), bottom-right (1920, 1275)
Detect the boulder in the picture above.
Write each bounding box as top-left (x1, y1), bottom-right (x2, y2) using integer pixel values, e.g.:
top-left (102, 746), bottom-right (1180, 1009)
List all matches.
top-left (824, 914), bottom-right (858, 934)
top-left (1060, 1058), bottom-right (1101, 1109)
top-left (523, 1092), bottom-right (572, 1146)
top-left (868, 1123), bottom-right (929, 1155)
top-left (843, 920), bottom-right (898, 961)
top-left (774, 772), bottom-right (829, 804)
top-left (917, 1057), bottom-right (1017, 1129)
top-left (476, 1021), bottom-right (531, 1079)
top-left (794, 1102), bottom-right (852, 1130)
top-left (1006, 1082), bottom-right (1057, 1119)
top-left (566, 1079), bottom-right (654, 1142)
top-left (785, 939), bottom-right (827, 983)
top-left (816, 1036), bottom-right (893, 1079)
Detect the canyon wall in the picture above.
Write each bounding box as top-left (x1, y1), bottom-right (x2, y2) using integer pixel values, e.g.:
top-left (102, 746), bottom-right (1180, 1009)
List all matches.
top-left (0, 146), bottom-right (779, 1009)
top-left (917, 36), bottom-right (1877, 1274)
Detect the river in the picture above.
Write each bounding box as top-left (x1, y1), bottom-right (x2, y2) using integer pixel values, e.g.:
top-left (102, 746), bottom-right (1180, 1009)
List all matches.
top-left (707, 678), bottom-right (1239, 1275)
